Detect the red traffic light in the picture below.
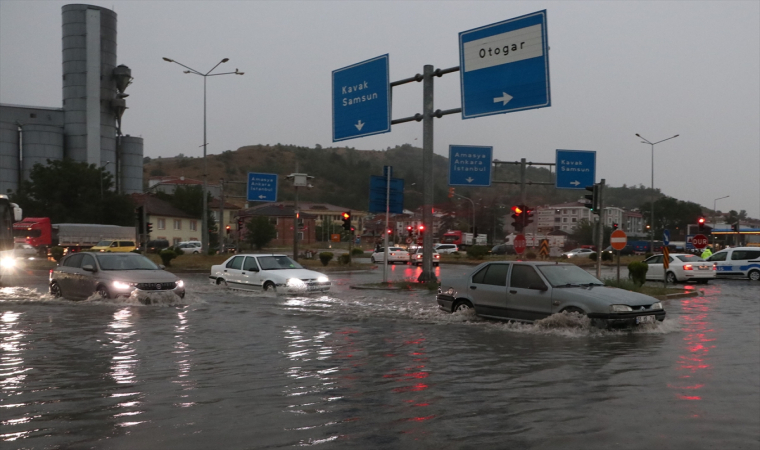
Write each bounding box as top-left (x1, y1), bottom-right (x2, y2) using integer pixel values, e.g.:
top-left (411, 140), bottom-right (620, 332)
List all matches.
top-left (698, 217), bottom-right (705, 224)
top-left (418, 225), bottom-right (425, 231)
top-left (342, 212), bottom-right (350, 220)
top-left (511, 205), bottom-right (523, 214)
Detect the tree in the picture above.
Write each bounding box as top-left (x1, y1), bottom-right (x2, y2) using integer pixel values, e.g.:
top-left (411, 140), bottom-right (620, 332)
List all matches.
top-left (639, 197), bottom-right (703, 237)
top-left (156, 185), bottom-right (218, 249)
top-left (10, 158), bottom-right (135, 225)
top-left (244, 216), bottom-right (277, 250)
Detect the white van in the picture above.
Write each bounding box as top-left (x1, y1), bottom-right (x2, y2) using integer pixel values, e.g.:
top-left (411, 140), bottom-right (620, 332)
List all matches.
top-left (706, 247), bottom-right (760, 281)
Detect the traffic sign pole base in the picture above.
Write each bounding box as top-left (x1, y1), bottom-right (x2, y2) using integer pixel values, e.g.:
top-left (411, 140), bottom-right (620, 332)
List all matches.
top-left (417, 270), bottom-right (437, 284)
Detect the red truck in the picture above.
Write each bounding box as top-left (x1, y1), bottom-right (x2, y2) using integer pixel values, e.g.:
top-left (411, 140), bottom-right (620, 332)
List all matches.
top-left (13, 217), bottom-right (135, 255)
top-left (440, 230), bottom-right (487, 249)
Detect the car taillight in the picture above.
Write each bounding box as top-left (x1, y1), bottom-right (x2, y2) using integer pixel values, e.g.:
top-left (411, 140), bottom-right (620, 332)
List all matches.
top-left (712, 264), bottom-right (716, 271)
top-left (684, 264), bottom-right (693, 271)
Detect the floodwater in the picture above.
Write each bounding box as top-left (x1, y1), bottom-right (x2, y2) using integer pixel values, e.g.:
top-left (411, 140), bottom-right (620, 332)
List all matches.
top-left (1, 266), bottom-right (758, 449)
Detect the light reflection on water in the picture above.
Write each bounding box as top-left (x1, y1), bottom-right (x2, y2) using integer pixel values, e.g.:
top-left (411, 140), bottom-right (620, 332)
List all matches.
top-left (105, 308), bottom-right (145, 428)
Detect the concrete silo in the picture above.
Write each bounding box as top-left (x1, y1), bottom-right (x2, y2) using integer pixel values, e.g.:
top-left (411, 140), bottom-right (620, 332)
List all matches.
top-left (21, 124), bottom-right (65, 181)
top-left (0, 122), bottom-right (19, 195)
top-left (120, 135), bottom-right (143, 194)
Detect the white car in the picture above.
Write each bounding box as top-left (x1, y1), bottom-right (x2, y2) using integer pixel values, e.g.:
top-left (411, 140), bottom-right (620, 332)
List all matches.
top-left (643, 253), bottom-right (716, 284)
top-left (210, 254), bottom-right (330, 293)
top-left (410, 248), bottom-right (440, 266)
top-left (371, 247), bottom-right (410, 264)
top-left (434, 243), bottom-right (459, 254)
top-left (561, 248), bottom-right (596, 259)
top-left (176, 242), bottom-right (202, 254)
top-left (706, 247), bottom-right (760, 281)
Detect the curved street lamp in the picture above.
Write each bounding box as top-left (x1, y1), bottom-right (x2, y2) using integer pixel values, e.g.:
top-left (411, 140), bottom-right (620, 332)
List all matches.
top-left (635, 133), bottom-right (679, 252)
top-left (163, 57), bottom-right (244, 254)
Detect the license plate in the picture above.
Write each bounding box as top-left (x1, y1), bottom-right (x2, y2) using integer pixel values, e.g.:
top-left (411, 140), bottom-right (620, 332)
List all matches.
top-left (698, 265), bottom-right (709, 270)
top-left (636, 315), bottom-right (655, 324)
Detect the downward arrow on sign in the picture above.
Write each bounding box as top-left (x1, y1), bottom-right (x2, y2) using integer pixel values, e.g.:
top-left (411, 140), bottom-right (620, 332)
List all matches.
top-left (493, 92), bottom-right (513, 106)
top-left (355, 120), bottom-right (365, 131)
top-left (466, 177), bottom-right (474, 183)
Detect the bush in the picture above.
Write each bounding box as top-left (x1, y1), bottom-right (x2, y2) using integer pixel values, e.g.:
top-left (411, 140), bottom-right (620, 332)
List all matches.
top-left (466, 245), bottom-right (489, 259)
top-left (338, 254), bottom-right (351, 265)
top-left (628, 261), bottom-right (648, 286)
top-left (351, 248), bottom-right (365, 256)
top-left (525, 251), bottom-right (537, 260)
top-left (319, 252), bottom-right (334, 266)
top-left (601, 251), bottom-right (613, 262)
top-left (50, 246), bottom-right (64, 262)
top-left (159, 248), bottom-right (178, 267)
top-left (589, 252), bottom-right (598, 261)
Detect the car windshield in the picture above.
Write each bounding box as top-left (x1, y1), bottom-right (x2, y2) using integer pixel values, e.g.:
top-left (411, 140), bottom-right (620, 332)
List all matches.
top-left (258, 255), bottom-right (303, 270)
top-left (537, 264), bottom-right (604, 287)
top-left (94, 240), bottom-right (112, 247)
top-left (677, 255), bottom-right (704, 262)
top-left (96, 253), bottom-right (159, 270)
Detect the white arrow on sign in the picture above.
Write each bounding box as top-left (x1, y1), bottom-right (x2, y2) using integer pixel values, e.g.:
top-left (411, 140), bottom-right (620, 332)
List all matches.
top-left (355, 120), bottom-right (365, 131)
top-left (493, 92), bottom-right (513, 106)
top-left (466, 177), bottom-right (474, 183)
top-left (570, 180), bottom-right (580, 186)
top-left (258, 195), bottom-right (266, 199)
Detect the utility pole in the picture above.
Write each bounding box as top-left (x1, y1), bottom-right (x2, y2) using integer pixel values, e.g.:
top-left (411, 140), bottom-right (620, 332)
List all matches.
top-left (219, 178), bottom-right (225, 253)
top-left (596, 179), bottom-right (605, 279)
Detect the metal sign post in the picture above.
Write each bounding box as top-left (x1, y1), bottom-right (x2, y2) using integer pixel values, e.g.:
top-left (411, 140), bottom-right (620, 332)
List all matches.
top-left (595, 179), bottom-right (605, 280)
top-left (383, 166), bottom-right (391, 283)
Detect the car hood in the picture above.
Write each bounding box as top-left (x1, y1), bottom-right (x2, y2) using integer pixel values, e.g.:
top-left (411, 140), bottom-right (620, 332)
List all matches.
top-left (98, 270), bottom-right (179, 283)
top-left (262, 268), bottom-right (327, 280)
top-left (556, 285), bottom-right (658, 306)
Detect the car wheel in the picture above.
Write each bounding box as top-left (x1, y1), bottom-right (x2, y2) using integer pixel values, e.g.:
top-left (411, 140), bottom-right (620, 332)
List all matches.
top-left (666, 272), bottom-right (678, 284)
top-left (748, 269), bottom-right (760, 281)
top-left (452, 300), bottom-right (473, 312)
top-left (193, 251), bottom-right (199, 255)
top-left (50, 281), bottom-right (63, 298)
top-left (216, 278), bottom-right (227, 287)
top-left (370, 256), bottom-right (376, 263)
top-left (263, 281), bottom-right (276, 292)
top-left (562, 306), bottom-right (585, 316)
top-left (96, 285), bottom-right (111, 299)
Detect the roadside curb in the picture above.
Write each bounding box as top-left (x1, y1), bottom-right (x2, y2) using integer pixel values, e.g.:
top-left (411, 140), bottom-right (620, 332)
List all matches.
top-left (350, 285), bottom-right (402, 291)
top-left (659, 290), bottom-right (701, 300)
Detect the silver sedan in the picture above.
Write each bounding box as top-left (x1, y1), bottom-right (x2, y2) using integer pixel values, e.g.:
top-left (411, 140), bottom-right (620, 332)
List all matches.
top-left (437, 261), bottom-right (665, 327)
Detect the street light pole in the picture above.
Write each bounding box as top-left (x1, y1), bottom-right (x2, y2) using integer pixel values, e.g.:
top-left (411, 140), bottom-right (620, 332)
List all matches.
top-left (452, 192), bottom-right (475, 241)
top-left (713, 195), bottom-right (729, 245)
top-left (163, 57), bottom-right (244, 254)
top-left (635, 133), bottom-right (679, 252)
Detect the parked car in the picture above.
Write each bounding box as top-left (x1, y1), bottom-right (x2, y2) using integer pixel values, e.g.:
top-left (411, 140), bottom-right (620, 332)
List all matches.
top-left (437, 261), bottom-right (665, 327)
top-left (371, 247), bottom-right (410, 264)
top-left (210, 254), bottom-right (330, 293)
top-left (561, 248), bottom-right (596, 259)
top-left (434, 243), bottom-right (459, 254)
top-left (706, 247), bottom-right (760, 281)
top-left (89, 240), bottom-right (137, 253)
top-left (490, 244), bottom-right (512, 255)
top-left (176, 242), bottom-right (202, 254)
top-left (146, 239), bottom-right (170, 253)
top-left (643, 253), bottom-right (716, 284)
top-left (602, 245), bottom-right (635, 256)
top-left (49, 252), bottom-right (185, 300)
top-left (410, 248), bottom-right (440, 266)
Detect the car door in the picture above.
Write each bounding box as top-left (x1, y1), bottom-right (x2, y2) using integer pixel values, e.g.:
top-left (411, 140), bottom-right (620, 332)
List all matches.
top-left (468, 263), bottom-right (510, 317)
top-left (241, 256), bottom-right (262, 290)
top-left (507, 265), bottom-right (552, 321)
top-left (644, 255), bottom-right (664, 280)
top-left (222, 255), bottom-right (245, 288)
top-left (57, 253), bottom-right (84, 297)
top-left (707, 251), bottom-right (730, 275)
top-left (75, 253), bottom-right (99, 297)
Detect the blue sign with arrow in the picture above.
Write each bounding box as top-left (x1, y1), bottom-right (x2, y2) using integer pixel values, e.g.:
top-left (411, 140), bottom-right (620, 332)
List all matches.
top-left (459, 10), bottom-right (551, 119)
top-left (555, 149), bottom-right (596, 189)
top-left (246, 172), bottom-right (278, 202)
top-left (449, 145), bottom-right (492, 186)
top-left (332, 54), bottom-right (391, 142)
top-left (369, 175), bottom-right (404, 214)
top-left (663, 230), bottom-right (670, 246)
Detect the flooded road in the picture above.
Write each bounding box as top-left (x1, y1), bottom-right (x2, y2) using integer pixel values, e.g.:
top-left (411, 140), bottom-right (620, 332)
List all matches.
top-left (1, 265), bottom-right (758, 449)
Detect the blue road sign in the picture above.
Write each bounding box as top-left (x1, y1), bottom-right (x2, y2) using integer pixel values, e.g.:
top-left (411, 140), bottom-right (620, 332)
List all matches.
top-left (369, 175), bottom-right (404, 214)
top-left (555, 150), bottom-right (596, 189)
top-left (663, 230), bottom-right (670, 246)
top-left (449, 145), bottom-right (492, 186)
top-left (459, 10), bottom-right (551, 119)
top-left (247, 172), bottom-right (278, 202)
top-left (332, 54), bottom-right (391, 142)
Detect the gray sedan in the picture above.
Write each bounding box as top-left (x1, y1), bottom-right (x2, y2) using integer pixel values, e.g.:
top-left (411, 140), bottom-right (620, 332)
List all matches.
top-left (50, 252), bottom-right (185, 300)
top-left (437, 261), bottom-right (665, 327)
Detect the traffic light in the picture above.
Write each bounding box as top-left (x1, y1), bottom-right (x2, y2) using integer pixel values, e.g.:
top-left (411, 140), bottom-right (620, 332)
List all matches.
top-left (473, 226), bottom-right (478, 238)
top-left (511, 205), bottom-right (524, 232)
top-left (448, 187), bottom-right (455, 198)
top-left (407, 226), bottom-right (413, 237)
top-left (146, 222), bottom-right (153, 234)
top-left (612, 222), bottom-right (619, 230)
top-left (584, 184), bottom-right (600, 214)
top-left (732, 223), bottom-right (739, 232)
top-left (237, 217), bottom-right (244, 230)
top-left (341, 211), bottom-right (352, 231)
top-left (418, 225), bottom-right (425, 233)
top-left (387, 229), bottom-right (392, 235)
top-left (698, 217), bottom-right (705, 230)
top-left (135, 206), bottom-right (144, 234)
top-left (523, 206), bottom-right (534, 229)
top-left (225, 225), bottom-right (231, 235)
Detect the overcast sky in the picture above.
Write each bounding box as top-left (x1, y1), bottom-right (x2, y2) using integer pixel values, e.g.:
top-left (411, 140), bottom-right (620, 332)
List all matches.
top-left (1, 1), bottom-right (758, 218)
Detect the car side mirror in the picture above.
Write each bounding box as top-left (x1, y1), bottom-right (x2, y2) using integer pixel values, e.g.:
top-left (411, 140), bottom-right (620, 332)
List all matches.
top-left (82, 264), bottom-right (96, 272)
top-left (529, 284), bottom-right (548, 291)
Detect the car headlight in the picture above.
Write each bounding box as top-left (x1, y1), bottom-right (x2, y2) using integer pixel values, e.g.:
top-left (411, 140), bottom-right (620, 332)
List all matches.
top-left (610, 304), bottom-right (633, 312)
top-left (1, 257), bottom-right (16, 269)
top-left (445, 287), bottom-right (455, 296)
top-left (112, 280), bottom-right (134, 290)
top-left (176, 279), bottom-right (185, 288)
top-left (286, 278), bottom-right (306, 288)
top-left (317, 276), bottom-right (329, 283)
top-left (650, 302), bottom-right (663, 310)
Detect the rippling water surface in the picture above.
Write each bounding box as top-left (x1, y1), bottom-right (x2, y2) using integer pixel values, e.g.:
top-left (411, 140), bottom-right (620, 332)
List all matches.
top-left (1, 273), bottom-right (758, 449)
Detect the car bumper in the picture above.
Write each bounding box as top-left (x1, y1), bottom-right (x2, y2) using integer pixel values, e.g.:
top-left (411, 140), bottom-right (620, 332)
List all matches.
top-left (587, 310), bottom-right (666, 326)
top-left (276, 282), bottom-right (331, 294)
top-left (109, 284), bottom-right (185, 298)
top-left (436, 293), bottom-right (455, 312)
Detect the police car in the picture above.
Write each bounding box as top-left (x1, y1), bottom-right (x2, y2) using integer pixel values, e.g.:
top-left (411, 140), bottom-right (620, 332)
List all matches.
top-left (706, 247), bottom-right (760, 281)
